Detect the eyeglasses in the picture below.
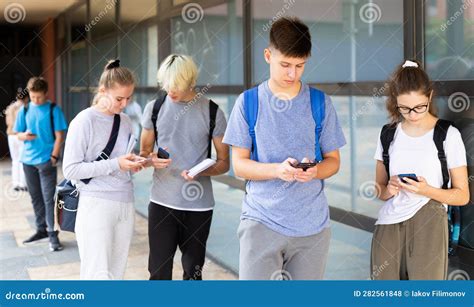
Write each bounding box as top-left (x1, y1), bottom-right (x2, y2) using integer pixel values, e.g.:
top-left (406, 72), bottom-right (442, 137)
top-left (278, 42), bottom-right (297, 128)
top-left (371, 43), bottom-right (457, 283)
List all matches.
top-left (397, 104), bottom-right (429, 115)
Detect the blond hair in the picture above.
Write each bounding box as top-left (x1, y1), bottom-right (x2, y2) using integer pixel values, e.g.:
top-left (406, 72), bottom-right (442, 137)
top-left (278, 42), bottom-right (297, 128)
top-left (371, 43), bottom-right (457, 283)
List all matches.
top-left (93, 59), bottom-right (136, 105)
top-left (157, 54), bottom-right (198, 92)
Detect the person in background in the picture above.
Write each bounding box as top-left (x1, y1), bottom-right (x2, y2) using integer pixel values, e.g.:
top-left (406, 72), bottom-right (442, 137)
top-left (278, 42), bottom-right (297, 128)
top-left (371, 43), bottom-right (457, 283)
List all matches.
top-left (124, 100), bottom-right (143, 144)
top-left (13, 77), bottom-right (68, 252)
top-left (5, 88), bottom-right (29, 192)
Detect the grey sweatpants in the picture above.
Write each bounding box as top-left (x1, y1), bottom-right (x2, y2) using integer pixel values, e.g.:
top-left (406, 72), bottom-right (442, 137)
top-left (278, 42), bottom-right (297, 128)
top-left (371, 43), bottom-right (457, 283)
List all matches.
top-left (238, 219), bottom-right (331, 280)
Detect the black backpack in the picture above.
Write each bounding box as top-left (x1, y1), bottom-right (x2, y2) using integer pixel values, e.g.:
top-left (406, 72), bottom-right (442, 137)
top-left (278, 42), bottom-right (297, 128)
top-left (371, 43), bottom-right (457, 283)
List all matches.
top-left (151, 91), bottom-right (219, 159)
top-left (24, 102), bottom-right (57, 140)
top-left (380, 119), bottom-right (463, 256)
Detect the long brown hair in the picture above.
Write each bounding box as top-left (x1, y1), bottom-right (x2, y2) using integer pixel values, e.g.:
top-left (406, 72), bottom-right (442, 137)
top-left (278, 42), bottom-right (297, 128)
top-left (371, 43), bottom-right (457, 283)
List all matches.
top-left (386, 60), bottom-right (437, 123)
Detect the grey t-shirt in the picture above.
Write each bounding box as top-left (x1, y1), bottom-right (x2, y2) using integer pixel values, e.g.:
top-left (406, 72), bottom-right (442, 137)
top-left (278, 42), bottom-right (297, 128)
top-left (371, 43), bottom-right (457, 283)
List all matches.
top-left (62, 107), bottom-right (135, 203)
top-left (141, 95), bottom-right (227, 211)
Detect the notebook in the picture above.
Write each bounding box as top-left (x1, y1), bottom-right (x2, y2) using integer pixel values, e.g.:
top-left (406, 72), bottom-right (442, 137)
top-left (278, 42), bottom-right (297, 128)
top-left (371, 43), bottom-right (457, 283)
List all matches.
top-left (188, 158), bottom-right (217, 177)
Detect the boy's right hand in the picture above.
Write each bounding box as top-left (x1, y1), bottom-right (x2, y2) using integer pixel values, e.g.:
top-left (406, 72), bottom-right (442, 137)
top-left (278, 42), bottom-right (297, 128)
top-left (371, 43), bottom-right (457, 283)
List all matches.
top-left (275, 158), bottom-right (302, 182)
top-left (387, 175), bottom-right (401, 196)
top-left (18, 132), bottom-right (36, 141)
top-left (149, 152), bottom-right (172, 169)
top-left (118, 153), bottom-right (145, 171)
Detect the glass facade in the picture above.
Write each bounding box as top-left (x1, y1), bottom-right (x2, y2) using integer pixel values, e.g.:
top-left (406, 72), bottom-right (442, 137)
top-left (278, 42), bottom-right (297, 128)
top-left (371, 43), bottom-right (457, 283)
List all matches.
top-left (57, 0), bottom-right (473, 224)
top-left (425, 0), bottom-right (474, 80)
top-left (252, 0), bottom-right (404, 83)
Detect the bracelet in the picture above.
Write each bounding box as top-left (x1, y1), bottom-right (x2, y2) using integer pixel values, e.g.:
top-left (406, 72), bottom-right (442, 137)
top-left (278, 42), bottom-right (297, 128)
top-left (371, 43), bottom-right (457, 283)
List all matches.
top-left (51, 155), bottom-right (59, 161)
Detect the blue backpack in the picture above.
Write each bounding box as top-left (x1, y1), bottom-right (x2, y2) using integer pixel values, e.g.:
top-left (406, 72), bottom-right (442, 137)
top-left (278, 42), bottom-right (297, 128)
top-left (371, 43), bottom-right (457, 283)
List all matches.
top-left (243, 86), bottom-right (326, 162)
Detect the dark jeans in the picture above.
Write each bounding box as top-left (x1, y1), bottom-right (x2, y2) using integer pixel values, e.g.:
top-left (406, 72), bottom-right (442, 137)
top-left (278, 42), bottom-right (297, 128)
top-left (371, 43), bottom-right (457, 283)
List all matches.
top-left (148, 202), bottom-right (213, 280)
top-left (23, 160), bottom-right (57, 233)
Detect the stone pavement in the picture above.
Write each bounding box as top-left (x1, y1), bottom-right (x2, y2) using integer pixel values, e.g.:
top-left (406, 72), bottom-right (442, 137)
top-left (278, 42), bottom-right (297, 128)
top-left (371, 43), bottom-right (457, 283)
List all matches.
top-left (0, 159), bottom-right (236, 280)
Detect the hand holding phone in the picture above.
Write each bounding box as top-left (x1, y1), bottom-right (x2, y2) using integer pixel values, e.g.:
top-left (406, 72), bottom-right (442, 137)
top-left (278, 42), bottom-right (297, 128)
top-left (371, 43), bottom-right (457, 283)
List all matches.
top-left (292, 162), bottom-right (318, 171)
top-left (148, 148), bottom-right (172, 169)
top-left (398, 173), bottom-right (419, 184)
top-left (157, 147), bottom-right (170, 159)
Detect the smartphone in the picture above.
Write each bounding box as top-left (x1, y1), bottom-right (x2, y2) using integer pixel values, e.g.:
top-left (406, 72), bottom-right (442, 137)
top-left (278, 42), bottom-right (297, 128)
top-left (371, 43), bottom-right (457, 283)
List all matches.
top-left (292, 162), bottom-right (317, 171)
top-left (398, 173), bottom-right (419, 184)
top-left (157, 147), bottom-right (170, 159)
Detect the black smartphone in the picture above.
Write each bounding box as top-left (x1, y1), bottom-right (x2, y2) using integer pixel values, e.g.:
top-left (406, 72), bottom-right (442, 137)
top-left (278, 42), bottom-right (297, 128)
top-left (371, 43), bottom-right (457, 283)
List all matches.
top-left (157, 147), bottom-right (170, 159)
top-left (292, 162), bottom-right (317, 171)
top-left (398, 173), bottom-right (419, 184)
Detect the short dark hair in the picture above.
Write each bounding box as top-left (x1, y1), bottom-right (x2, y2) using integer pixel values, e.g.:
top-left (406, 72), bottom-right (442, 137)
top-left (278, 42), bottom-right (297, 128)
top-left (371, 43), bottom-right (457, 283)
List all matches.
top-left (27, 77), bottom-right (48, 93)
top-left (269, 17), bottom-right (312, 58)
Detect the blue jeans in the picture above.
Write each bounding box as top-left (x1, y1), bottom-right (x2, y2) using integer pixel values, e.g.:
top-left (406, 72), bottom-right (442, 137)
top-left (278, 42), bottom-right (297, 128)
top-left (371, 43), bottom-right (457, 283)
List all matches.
top-left (23, 160), bottom-right (57, 233)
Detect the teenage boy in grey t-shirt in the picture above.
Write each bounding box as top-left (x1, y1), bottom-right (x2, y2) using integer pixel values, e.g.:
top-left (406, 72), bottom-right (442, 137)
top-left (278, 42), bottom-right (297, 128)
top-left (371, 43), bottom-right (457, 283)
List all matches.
top-left (223, 17), bottom-right (346, 280)
top-left (140, 54), bottom-right (229, 280)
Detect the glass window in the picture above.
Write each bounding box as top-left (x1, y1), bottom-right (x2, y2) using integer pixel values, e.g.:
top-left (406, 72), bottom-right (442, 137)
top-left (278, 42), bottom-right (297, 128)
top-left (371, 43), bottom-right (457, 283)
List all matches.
top-left (252, 0), bottom-right (404, 84)
top-left (89, 0), bottom-right (118, 85)
top-left (425, 0), bottom-right (474, 80)
top-left (170, 0), bottom-right (244, 85)
top-left (327, 94), bottom-right (388, 218)
top-left (119, 0), bottom-right (158, 87)
top-left (69, 4), bottom-right (88, 88)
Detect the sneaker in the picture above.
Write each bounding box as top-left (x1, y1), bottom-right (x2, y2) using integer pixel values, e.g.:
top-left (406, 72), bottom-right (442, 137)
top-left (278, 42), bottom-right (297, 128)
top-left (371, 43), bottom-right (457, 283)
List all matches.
top-left (23, 231), bottom-right (49, 245)
top-left (48, 232), bottom-right (63, 252)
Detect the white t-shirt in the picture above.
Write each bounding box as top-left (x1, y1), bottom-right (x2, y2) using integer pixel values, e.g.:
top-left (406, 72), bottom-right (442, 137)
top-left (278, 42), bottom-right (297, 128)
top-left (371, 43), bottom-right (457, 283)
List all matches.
top-left (374, 123), bottom-right (467, 225)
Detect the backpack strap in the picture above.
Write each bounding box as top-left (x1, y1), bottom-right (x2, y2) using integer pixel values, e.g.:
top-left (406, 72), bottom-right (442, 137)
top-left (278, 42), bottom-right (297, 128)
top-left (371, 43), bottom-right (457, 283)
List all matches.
top-left (208, 100), bottom-right (218, 159)
top-left (151, 91), bottom-right (167, 144)
top-left (380, 123), bottom-right (397, 176)
top-left (81, 114), bottom-right (121, 184)
top-left (244, 87), bottom-right (259, 161)
top-left (309, 88), bottom-right (326, 162)
top-left (23, 103), bottom-right (29, 130)
top-left (433, 119), bottom-right (452, 189)
top-left (50, 103), bottom-right (56, 140)
top-left (433, 119), bottom-right (460, 255)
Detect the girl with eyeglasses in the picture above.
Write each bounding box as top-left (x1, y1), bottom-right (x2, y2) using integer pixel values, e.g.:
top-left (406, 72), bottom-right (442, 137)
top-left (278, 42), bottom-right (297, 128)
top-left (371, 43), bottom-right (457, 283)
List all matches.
top-left (370, 60), bottom-right (469, 280)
